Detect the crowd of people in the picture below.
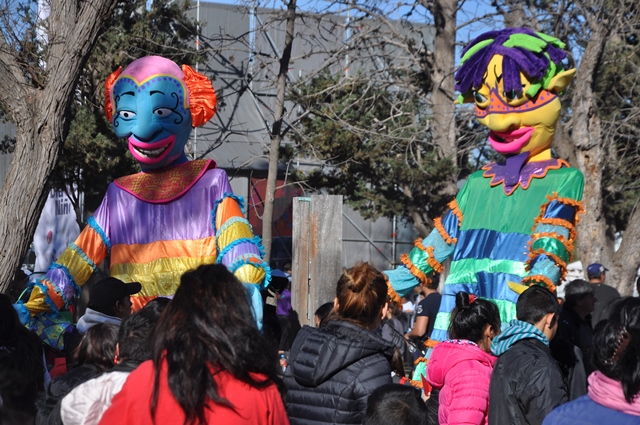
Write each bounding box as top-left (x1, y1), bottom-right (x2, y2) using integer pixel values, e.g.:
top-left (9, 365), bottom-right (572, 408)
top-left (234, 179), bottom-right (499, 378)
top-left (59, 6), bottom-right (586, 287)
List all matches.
top-left (1, 261), bottom-right (639, 425)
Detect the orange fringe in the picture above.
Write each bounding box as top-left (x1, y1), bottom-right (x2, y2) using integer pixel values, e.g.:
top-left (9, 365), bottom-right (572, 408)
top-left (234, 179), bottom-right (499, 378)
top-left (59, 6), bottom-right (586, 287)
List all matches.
top-left (410, 380), bottom-right (424, 389)
top-left (434, 217), bottom-right (457, 245)
top-left (448, 199), bottom-right (463, 227)
top-left (426, 246), bottom-right (445, 274)
top-left (532, 217), bottom-right (578, 242)
top-left (385, 280), bottom-right (403, 309)
top-left (530, 231), bottom-right (575, 259)
top-left (539, 192), bottom-right (585, 226)
top-left (522, 274), bottom-right (557, 293)
top-left (424, 339), bottom-right (439, 349)
top-left (414, 357), bottom-right (427, 365)
top-left (399, 254), bottom-right (431, 286)
top-left (414, 241), bottom-right (445, 275)
top-left (525, 247), bottom-right (569, 282)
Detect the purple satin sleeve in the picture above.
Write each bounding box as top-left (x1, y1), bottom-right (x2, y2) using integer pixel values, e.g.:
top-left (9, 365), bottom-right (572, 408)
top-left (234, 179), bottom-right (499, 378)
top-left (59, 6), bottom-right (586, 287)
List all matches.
top-left (47, 262), bottom-right (81, 303)
top-left (220, 240), bottom-right (262, 269)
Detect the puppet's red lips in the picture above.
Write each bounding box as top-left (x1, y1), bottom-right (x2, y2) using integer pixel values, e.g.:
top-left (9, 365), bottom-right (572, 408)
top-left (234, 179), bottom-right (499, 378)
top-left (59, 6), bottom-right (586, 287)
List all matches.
top-left (489, 127), bottom-right (534, 154)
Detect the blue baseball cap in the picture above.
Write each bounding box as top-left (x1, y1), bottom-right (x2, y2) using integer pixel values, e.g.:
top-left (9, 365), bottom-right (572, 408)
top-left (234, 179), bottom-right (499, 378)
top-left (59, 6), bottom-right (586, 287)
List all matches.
top-left (586, 263), bottom-right (608, 278)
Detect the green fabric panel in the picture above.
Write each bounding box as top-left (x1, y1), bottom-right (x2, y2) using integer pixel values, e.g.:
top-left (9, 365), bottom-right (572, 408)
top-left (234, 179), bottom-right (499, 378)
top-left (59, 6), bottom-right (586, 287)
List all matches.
top-left (433, 311), bottom-right (451, 332)
top-left (494, 299), bottom-right (518, 325)
top-left (406, 248), bottom-right (434, 276)
top-left (432, 299), bottom-right (517, 335)
top-left (456, 168), bottom-right (583, 234)
top-left (532, 237), bottom-right (570, 263)
top-left (447, 258), bottom-right (527, 284)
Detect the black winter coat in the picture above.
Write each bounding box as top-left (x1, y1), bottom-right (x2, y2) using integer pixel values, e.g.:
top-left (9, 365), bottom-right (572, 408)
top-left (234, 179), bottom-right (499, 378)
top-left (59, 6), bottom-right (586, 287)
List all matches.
top-left (35, 363), bottom-right (102, 425)
top-left (284, 320), bottom-right (394, 425)
top-left (489, 338), bottom-right (568, 425)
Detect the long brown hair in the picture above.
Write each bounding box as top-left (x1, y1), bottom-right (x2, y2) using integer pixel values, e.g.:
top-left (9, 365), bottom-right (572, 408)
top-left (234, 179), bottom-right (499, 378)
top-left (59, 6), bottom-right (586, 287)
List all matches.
top-left (150, 264), bottom-right (279, 425)
top-left (335, 262), bottom-right (388, 330)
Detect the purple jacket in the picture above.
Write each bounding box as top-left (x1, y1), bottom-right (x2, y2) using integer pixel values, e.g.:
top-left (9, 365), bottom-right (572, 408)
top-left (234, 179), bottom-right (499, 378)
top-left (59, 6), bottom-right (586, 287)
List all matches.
top-left (427, 340), bottom-right (497, 425)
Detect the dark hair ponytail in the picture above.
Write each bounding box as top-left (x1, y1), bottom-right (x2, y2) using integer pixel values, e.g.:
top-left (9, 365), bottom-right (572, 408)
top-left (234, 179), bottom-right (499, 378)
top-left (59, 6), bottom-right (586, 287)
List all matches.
top-left (448, 292), bottom-right (501, 343)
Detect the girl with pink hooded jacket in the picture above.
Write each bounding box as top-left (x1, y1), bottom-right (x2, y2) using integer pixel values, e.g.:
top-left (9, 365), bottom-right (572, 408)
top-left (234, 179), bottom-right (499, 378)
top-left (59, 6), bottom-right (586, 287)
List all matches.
top-left (426, 292), bottom-right (501, 425)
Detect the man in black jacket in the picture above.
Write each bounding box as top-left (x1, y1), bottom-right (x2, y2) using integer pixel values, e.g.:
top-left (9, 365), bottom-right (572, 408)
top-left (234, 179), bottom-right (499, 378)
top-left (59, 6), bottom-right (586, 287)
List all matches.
top-left (489, 286), bottom-right (568, 425)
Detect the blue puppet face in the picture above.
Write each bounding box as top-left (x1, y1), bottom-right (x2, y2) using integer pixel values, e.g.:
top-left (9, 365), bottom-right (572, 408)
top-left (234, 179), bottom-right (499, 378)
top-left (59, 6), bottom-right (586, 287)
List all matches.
top-left (112, 75), bottom-right (192, 170)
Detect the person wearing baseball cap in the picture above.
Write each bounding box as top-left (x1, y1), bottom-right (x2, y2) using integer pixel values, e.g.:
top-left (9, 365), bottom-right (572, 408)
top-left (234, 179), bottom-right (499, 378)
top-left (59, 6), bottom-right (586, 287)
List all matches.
top-left (77, 277), bottom-right (142, 334)
top-left (585, 262), bottom-right (620, 327)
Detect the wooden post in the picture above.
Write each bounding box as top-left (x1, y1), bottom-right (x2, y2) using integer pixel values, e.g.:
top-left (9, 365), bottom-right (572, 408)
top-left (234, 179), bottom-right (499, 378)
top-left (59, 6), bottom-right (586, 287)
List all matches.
top-left (292, 195), bottom-right (343, 327)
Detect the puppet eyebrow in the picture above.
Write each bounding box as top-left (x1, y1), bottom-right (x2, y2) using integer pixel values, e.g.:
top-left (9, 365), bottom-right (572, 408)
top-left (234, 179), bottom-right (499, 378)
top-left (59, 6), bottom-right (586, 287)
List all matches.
top-left (150, 90), bottom-right (164, 96)
top-left (120, 91), bottom-right (135, 97)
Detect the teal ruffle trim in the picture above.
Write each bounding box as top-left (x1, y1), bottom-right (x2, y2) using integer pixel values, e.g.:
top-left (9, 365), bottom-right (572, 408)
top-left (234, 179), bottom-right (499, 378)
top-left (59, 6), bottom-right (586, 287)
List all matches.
top-left (211, 192), bottom-right (248, 232)
top-left (88, 216), bottom-right (111, 250)
top-left (216, 236), bottom-right (266, 264)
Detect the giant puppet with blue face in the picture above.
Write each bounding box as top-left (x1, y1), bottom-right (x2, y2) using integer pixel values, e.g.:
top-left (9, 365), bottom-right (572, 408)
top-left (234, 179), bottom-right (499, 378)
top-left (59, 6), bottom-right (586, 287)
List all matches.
top-left (385, 28), bottom-right (584, 344)
top-left (17, 56), bottom-right (270, 348)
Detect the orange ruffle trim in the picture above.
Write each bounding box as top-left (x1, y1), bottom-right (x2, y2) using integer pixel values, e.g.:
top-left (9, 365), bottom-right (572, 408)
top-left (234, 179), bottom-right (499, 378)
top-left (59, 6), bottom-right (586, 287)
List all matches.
top-left (522, 274), bottom-right (557, 293)
top-left (399, 254), bottom-right (431, 286)
top-left (533, 217), bottom-right (578, 242)
top-left (525, 246), bottom-right (568, 282)
top-left (531, 231), bottom-right (574, 258)
top-left (434, 217), bottom-right (457, 245)
top-left (385, 279), bottom-right (403, 309)
top-left (539, 192), bottom-right (585, 226)
top-left (414, 240), bottom-right (445, 274)
top-left (448, 199), bottom-right (463, 227)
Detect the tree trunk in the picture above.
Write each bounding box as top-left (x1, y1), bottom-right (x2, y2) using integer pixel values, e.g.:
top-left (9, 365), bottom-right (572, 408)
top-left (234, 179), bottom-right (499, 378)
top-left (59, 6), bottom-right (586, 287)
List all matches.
top-left (612, 202), bottom-right (640, 295)
top-left (0, 0), bottom-right (118, 294)
top-left (262, 0), bottom-right (297, 264)
top-left (570, 13), bottom-right (613, 283)
top-left (429, 0), bottom-right (457, 197)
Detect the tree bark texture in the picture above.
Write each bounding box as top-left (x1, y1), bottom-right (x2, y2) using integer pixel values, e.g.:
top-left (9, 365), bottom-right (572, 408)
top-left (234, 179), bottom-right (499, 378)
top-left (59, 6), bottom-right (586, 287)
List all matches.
top-left (262, 0), bottom-right (297, 264)
top-left (429, 0), bottom-right (457, 198)
top-left (569, 14), bottom-right (615, 287)
top-left (0, 0), bottom-right (118, 293)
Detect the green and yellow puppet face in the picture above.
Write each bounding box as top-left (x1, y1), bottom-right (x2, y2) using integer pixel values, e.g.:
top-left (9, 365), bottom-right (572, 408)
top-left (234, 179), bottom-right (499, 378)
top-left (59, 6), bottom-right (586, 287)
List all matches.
top-left (473, 55), bottom-right (574, 157)
top-left (455, 28), bottom-right (575, 159)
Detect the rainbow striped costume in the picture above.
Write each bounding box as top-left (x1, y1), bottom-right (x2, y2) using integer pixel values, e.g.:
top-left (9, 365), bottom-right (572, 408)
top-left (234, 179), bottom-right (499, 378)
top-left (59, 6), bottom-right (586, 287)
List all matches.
top-left (386, 159), bottom-right (583, 342)
top-left (19, 160), bottom-right (269, 348)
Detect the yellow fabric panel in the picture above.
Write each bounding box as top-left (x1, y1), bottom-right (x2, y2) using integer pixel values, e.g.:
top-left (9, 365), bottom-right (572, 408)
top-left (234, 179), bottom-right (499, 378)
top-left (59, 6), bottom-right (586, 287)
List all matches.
top-left (234, 263), bottom-right (266, 285)
top-left (215, 197), bottom-right (245, 230)
top-left (75, 226), bottom-right (109, 266)
top-left (111, 237), bottom-right (217, 265)
top-left (56, 248), bottom-right (96, 287)
top-left (217, 221), bottom-right (253, 250)
top-left (25, 285), bottom-right (51, 316)
top-left (111, 256), bottom-right (217, 298)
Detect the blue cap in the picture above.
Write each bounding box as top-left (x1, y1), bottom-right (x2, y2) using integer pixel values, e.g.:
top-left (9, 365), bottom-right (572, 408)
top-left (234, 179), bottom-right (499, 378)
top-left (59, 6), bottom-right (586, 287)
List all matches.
top-left (586, 263), bottom-right (608, 278)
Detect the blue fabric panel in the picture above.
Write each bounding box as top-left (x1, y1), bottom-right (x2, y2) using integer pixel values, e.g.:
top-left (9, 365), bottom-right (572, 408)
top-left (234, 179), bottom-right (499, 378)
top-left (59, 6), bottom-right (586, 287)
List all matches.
top-left (527, 254), bottom-right (560, 283)
top-left (440, 210), bottom-right (460, 241)
top-left (453, 229), bottom-right (531, 262)
top-left (544, 200), bottom-right (576, 222)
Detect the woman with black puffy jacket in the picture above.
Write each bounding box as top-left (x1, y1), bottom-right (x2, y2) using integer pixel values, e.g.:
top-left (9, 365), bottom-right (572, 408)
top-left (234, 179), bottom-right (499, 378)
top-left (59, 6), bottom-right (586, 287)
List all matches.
top-left (284, 262), bottom-right (396, 425)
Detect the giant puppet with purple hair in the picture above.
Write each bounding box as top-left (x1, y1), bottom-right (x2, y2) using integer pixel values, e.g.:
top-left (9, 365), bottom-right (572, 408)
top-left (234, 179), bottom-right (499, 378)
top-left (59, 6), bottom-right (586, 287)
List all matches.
top-left (385, 28), bottom-right (584, 346)
top-left (15, 56), bottom-right (270, 349)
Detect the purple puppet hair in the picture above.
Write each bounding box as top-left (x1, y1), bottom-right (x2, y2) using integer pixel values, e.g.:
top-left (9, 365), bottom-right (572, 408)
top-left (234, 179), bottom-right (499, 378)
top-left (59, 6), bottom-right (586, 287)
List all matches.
top-left (454, 28), bottom-right (568, 102)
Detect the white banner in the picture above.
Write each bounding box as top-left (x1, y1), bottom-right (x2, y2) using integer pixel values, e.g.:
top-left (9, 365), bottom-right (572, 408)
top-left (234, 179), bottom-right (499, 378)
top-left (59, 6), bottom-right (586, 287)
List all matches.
top-left (32, 188), bottom-right (80, 274)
